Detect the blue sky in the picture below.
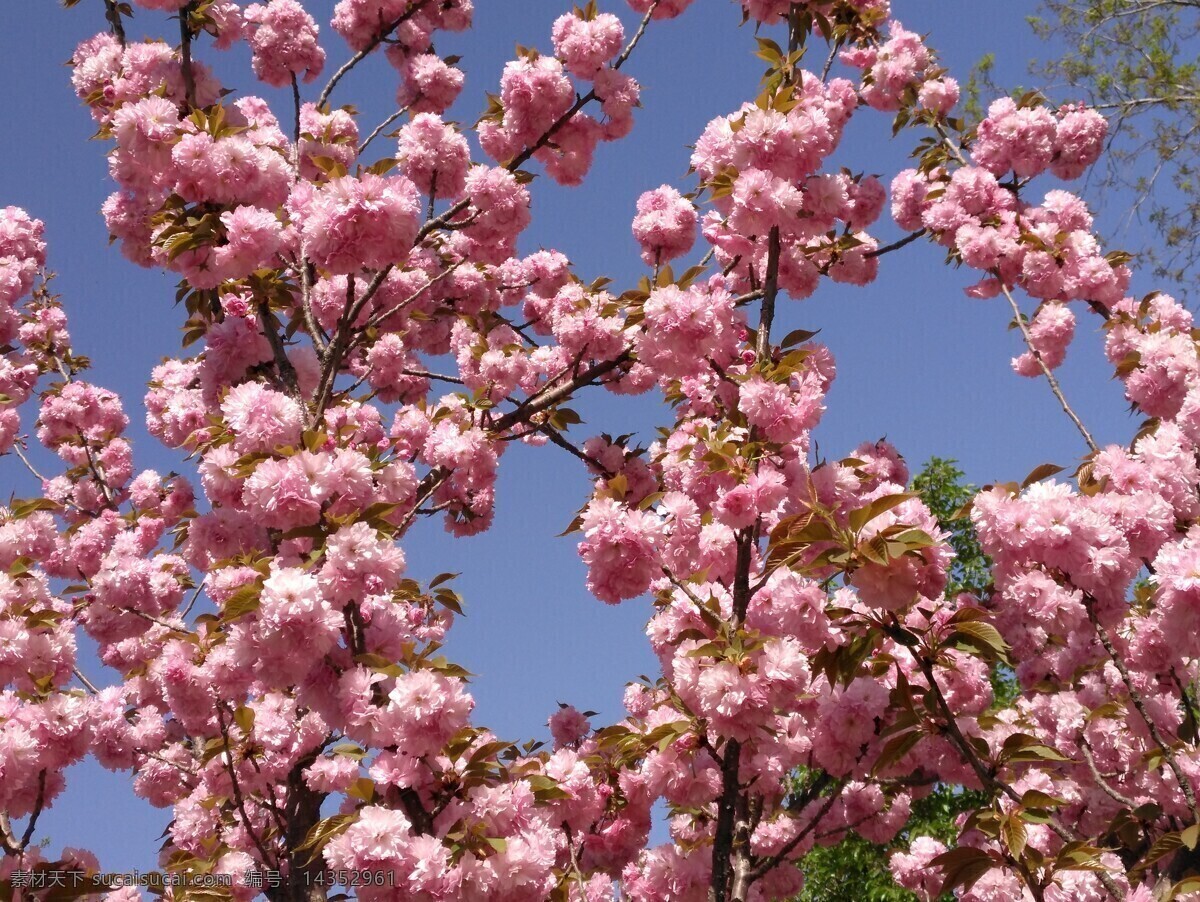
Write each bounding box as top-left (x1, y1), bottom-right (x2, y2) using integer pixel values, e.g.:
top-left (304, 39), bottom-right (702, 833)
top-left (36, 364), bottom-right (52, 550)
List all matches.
top-left (0, 0), bottom-right (1152, 873)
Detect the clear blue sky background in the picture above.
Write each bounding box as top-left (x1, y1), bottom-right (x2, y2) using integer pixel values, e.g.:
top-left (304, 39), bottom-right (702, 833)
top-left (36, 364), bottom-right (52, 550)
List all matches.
top-left (0, 0), bottom-right (1153, 873)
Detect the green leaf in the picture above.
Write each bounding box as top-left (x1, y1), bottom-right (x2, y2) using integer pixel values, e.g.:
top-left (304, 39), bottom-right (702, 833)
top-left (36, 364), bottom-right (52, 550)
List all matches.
top-left (949, 620), bottom-right (1011, 664)
top-left (430, 572), bottom-right (460, 589)
top-left (930, 846), bottom-right (996, 896)
top-left (848, 493), bottom-right (916, 533)
top-left (347, 777), bottom-right (375, 802)
top-left (295, 814), bottom-right (355, 865)
top-left (222, 583), bottom-right (262, 620)
top-left (999, 733), bottom-right (1070, 764)
top-left (1002, 815), bottom-right (1028, 858)
top-left (1020, 789), bottom-right (1065, 810)
top-left (754, 37), bottom-right (784, 66)
top-left (1171, 876), bottom-right (1200, 898)
top-left (1182, 823), bottom-right (1200, 851)
top-left (870, 728), bottom-right (922, 776)
top-left (434, 588), bottom-right (465, 617)
top-left (365, 157), bottom-right (398, 176)
top-left (780, 328), bottom-right (821, 348)
top-left (1134, 830), bottom-right (1182, 874)
top-left (1021, 462), bottom-right (1065, 488)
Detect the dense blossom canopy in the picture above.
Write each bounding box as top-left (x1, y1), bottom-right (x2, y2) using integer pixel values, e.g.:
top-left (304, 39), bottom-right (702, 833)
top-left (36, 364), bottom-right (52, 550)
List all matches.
top-left (0, 1), bottom-right (1194, 902)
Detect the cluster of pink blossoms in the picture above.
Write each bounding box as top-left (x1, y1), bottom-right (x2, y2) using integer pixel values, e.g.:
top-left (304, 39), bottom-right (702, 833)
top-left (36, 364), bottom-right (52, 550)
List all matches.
top-left (691, 74), bottom-right (883, 299)
top-left (891, 100), bottom-right (1117, 374)
top-left (631, 186), bottom-right (698, 266)
top-left (479, 37), bottom-right (636, 185)
top-left (840, 20), bottom-right (941, 112)
top-left (0, 209), bottom-right (47, 453)
top-left (8, 0), bottom-right (1200, 900)
top-left (973, 98), bottom-right (1108, 181)
top-left (243, 0), bottom-right (326, 88)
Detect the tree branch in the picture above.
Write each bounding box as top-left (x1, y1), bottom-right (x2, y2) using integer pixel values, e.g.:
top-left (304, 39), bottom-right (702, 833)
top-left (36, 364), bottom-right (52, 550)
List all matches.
top-left (258, 301), bottom-right (303, 403)
top-left (178, 2), bottom-right (197, 110)
top-left (747, 776), bottom-right (839, 882)
top-left (104, 0), bottom-right (126, 46)
top-left (216, 703), bottom-right (279, 869)
top-left (19, 770), bottom-right (47, 850)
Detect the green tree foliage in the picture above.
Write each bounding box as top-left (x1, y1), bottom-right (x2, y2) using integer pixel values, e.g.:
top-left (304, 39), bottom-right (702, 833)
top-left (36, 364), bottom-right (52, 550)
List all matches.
top-left (1000, 1), bottom-right (1200, 294)
top-left (911, 458), bottom-right (990, 598)
top-left (793, 459), bottom-right (993, 902)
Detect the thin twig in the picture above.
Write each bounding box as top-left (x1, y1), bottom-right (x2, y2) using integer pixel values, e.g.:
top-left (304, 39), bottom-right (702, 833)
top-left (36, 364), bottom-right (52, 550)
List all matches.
top-left (732, 289), bottom-right (765, 308)
top-left (503, 0), bottom-right (660, 174)
top-left (291, 74), bottom-right (302, 149)
top-left (82, 442), bottom-right (118, 510)
top-left (616, 0), bottom-right (659, 69)
top-left (12, 443), bottom-right (48, 484)
top-left (998, 282), bottom-right (1099, 453)
top-left (359, 106), bottom-right (410, 155)
top-left (491, 352), bottom-right (630, 433)
top-left (360, 265), bottom-right (456, 334)
top-left (747, 777), bottom-right (840, 882)
top-left (538, 426), bottom-right (614, 476)
top-left (180, 581), bottom-right (204, 618)
top-left (121, 606), bottom-right (189, 634)
top-left (913, 643), bottom-right (1125, 899)
top-left (316, 0), bottom-right (438, 109)
top-left (299, 261), bottom-right (327, 355)
top-left (866, 229), bottom-right (927, 258)
top-left (73, 667), bottom-right (100, 695)
top-left (401, 369), bottom-right (465, 386)
top-left (1079, 737), bottom-right (1138, 808)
